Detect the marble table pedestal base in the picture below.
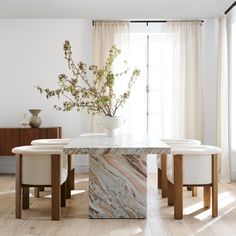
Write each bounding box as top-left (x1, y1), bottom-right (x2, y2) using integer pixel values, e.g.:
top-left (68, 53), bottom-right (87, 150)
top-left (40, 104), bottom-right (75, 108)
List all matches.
top-left (89, 151), bottom-right (147, 219)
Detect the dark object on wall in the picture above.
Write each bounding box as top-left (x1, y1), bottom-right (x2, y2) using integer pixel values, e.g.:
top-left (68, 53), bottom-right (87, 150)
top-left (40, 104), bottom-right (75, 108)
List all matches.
top-left (225, 1), bottom-right (236, 14)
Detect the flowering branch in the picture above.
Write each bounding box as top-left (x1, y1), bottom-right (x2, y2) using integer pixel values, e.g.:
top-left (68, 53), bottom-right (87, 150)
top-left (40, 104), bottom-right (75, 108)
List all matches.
top-left (37, 40), bottom-right (140, 117)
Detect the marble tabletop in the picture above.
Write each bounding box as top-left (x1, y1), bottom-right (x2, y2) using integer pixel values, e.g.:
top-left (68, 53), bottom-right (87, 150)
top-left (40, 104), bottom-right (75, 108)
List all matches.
top-left (63, 133), bottom-right (171, 155)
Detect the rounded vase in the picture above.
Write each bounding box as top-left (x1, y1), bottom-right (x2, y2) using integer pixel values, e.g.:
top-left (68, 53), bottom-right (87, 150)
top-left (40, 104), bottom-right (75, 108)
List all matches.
top-left (29, 109), bottom-right (42, 128)
top-left (96, 116), bottom-right (125, 137)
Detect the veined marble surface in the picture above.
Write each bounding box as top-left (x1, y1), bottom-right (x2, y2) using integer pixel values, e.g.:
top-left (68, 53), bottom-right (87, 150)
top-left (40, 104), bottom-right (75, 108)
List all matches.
top-left (64, 133), bottom-right (171, 155)
top-left (63, 133), bottom-right (171, 219)
top-left (89, 152), bottom-right (147, 218)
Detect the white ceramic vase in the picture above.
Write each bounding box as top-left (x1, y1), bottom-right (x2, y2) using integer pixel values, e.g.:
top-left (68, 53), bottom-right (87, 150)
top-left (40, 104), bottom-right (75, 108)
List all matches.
top-left (96, 116), bottom-right (125, 137)
top-left (20, 113), bottom-right (29, 128)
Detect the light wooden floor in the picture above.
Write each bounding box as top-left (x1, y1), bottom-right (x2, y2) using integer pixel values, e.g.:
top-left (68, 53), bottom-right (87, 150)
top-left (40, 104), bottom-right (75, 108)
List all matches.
top-left (0, 174), bottom-right (236, 236)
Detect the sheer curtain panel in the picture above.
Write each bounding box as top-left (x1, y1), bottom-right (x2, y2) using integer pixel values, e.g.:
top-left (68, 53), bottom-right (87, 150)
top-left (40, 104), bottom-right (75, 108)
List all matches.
top-left (217, 16), bottom-right (231, 183)
top-left (168, 22), bottom-right (204, 142)
top-left (92, 21), bottom-right (129, 132)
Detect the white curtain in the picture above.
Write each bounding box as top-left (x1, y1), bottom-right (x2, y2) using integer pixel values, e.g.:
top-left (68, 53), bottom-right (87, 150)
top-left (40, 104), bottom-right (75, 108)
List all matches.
top-left (168, 22), bottom-right (204, 142)
top-left (92, 21), bottom-right (129, 132)
top-left (217, 16), bottom-right (231, 183)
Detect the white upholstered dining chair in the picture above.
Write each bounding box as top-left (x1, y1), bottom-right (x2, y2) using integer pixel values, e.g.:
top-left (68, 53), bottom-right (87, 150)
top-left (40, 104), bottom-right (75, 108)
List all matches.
top-left (12, 145), bottom-right (68, 220)
top-left (31, 139), bottom-right (75, 199)
top-left (158, 139), bottom-right (201, 198)
top-left (167, 145), bottom-right (221, 219)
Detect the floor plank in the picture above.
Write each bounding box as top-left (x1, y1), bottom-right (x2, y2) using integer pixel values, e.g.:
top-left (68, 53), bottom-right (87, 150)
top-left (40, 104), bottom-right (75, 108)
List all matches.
top-left (0, 174), bottom-right (236, 236)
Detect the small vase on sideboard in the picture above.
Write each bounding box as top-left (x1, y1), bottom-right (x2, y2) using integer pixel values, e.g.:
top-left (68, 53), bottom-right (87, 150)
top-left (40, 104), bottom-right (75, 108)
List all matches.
top-left (29, 109), bottom-right (42, 128)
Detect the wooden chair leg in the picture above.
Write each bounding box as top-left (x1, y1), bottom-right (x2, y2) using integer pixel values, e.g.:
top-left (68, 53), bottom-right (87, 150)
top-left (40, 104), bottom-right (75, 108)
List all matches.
top-left (61, 182), bottom-right (66, 207)
top-left (158, 168), bottom-right (162, 189)
top-left (192, 187), bottom-right (197, 197)
top-left (51, 154), bottom-right (61, 220)
top-left (212, 154), bottom-right (218, 217)
top-left (66, 155), bottom-right (72, 199)
top-left (204, 186), bottom-right (211, 208)
top-left (34, 187), bottom-right (40, 198)
top-left (66, 182), bottom-right (71, 199)
top-left (161, 154), bottom-right (168, 198)
top-left (15, 154), bottom-right (22, 219)
top-left (39, 187), bottom-right (45, 191)
top-left (187, 186), bottom-right (192, 191)
top-left (174, 155), bottom-right (183, 220)
top-left (23, 187), bottom-right (29, 209)
top-left (70, 168), bottom-right (75, 190)
top-left (168, 180), bottom-right (174, 206)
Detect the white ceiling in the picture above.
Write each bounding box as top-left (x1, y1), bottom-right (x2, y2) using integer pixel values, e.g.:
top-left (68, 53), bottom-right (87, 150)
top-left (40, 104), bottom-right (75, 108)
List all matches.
top-left (0, 0), bottom-right (234, 19)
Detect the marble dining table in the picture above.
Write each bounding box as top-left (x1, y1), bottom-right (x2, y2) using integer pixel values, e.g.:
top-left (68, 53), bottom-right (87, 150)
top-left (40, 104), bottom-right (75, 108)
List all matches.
top-left (63, 133), bottom-right (171, 219)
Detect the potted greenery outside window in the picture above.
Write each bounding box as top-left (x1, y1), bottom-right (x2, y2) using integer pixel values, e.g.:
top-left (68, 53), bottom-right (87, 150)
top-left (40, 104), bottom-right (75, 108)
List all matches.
top-left (37, 41), bottom-right (140, 136)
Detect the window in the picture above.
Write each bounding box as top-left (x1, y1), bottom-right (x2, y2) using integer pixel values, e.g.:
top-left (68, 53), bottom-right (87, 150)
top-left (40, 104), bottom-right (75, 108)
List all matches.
top-left (123, 24), bottom-right (178, 139)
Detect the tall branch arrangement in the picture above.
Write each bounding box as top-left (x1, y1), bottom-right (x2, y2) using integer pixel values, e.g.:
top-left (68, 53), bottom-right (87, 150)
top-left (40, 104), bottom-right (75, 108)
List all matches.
top-left (37, 41), bottom-right (140, 117)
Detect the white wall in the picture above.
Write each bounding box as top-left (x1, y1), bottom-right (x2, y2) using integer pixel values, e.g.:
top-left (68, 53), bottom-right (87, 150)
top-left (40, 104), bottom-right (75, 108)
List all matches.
top-left (0, 19), bottom-right (93, 173)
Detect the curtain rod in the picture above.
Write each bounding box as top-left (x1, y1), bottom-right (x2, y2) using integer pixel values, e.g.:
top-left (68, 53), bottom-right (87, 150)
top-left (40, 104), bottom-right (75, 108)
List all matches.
top-left (92, 20), bottom-right (204, 26)
top-left (225, 1), bottom-right (236, 14)
top-left (130, 20), bottom-right (167, 24)
top-left (130, 20), bottom-right (204, 26)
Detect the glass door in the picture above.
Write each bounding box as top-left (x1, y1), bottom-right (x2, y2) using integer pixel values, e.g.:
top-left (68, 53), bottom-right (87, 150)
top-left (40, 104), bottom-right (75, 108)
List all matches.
top-left (148, 34), bottom-right (177, 138)
top-left (126, 30), bottom-right (178, 139)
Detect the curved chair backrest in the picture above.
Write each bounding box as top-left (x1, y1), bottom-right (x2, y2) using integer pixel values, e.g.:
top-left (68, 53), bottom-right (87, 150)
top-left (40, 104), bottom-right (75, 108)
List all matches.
top-left (159, 139), bottom-right (201, 169)
top-left (12, 145), bottom-right (66, 186)
top-left (171, 145), bottom-right (221, 185)
top-left (31, 139), bottom-right (72, 169)
top-left (172, 145), bottom-right (221, 155)
top-left (31, 139), bottom-right (72, 146)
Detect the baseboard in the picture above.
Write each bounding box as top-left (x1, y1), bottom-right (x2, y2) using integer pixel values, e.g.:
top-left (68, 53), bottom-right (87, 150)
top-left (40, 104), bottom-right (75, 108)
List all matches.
top-left (0, 165), bottom-right (16, 174)
top-left (0, 156), bottom-right (16, 173)
top-left (231, 171), bottom-right (236, 181)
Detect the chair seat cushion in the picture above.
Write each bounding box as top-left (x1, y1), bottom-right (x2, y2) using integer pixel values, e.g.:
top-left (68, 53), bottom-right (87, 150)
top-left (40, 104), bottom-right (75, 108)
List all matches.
top-left (62, 154), bottom-right (75, 169)
top-left (61, 168), bottom-right (68, 185)
top-left (22, 156), bottom-right (68, 186)
top-left (167, 154), bottom-right (212, 185)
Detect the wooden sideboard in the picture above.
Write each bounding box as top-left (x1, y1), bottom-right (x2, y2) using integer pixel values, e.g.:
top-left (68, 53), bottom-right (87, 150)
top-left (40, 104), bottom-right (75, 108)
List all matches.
top-left (0, 127), bottom-right (61, 156)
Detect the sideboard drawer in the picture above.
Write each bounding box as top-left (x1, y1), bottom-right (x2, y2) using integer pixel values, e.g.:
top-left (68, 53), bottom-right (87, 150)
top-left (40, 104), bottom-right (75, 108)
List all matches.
top-left (0, 127), bottom-right (61, 156)
top-left (0, 129), bottom-right (20, 156)
top-left (19, 128), bottom-right (48, 146)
